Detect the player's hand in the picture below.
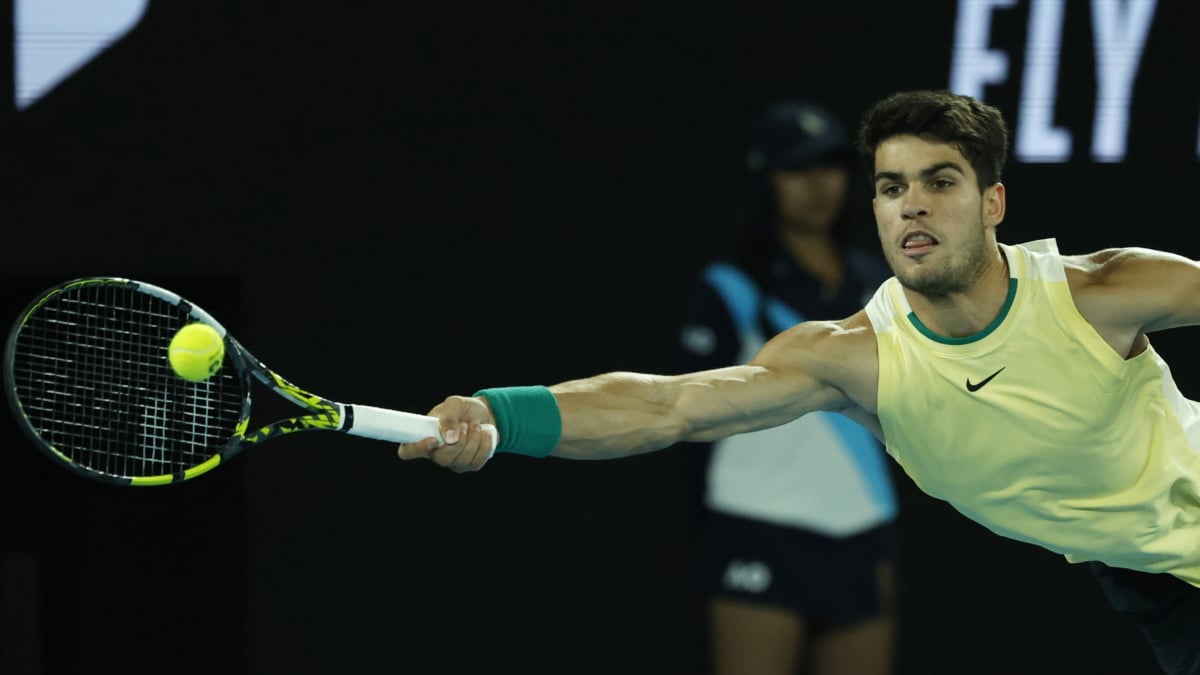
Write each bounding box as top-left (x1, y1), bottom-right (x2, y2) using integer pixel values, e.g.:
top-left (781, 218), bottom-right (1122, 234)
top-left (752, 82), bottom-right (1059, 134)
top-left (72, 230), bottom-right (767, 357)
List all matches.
top-left (397, 395), bottom-right (496, 473)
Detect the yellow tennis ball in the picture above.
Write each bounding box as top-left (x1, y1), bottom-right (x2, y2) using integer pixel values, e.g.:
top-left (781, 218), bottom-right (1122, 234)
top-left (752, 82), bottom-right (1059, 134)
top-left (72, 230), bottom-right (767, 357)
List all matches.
top-left (168, 323), bottom-right (225, 382)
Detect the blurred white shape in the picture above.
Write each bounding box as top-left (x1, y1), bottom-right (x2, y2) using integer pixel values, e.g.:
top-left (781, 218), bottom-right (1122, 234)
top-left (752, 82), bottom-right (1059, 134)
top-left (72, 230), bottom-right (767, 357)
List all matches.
top-left (15, 0), bottom-right (148, 109)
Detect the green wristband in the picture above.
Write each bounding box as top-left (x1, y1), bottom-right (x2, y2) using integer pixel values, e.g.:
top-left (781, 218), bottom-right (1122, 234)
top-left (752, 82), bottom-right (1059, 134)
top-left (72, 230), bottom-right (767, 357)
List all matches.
top-left (473, 385), bottom-right (562, 458)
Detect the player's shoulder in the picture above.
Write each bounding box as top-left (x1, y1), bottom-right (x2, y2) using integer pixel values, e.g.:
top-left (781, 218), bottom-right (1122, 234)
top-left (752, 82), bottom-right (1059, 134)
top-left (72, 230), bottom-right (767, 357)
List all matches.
top-left (772, 310), bottom-right (877, 360)
top-left (1061, 246), bottom-right (1128, 269)
top-left (751, 309), bottom-right (877, 400)
top-left (1061, 246), bottom-right (1174, 288)
top-left (811, 310), bottom-right (879, 406)
top-left (780, 307), bottom-right (875, 334)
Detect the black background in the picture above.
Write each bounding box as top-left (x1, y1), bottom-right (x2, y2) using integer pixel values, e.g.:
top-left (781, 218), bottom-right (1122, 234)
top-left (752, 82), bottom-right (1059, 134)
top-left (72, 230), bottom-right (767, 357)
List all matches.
top-left (2, 1), bottom-right (1198, 673)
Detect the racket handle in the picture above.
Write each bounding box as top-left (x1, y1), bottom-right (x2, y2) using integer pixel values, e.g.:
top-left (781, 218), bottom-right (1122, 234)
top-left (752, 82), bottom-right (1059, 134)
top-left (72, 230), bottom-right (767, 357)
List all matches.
top-left (347, 405), bottom-right (499, 459)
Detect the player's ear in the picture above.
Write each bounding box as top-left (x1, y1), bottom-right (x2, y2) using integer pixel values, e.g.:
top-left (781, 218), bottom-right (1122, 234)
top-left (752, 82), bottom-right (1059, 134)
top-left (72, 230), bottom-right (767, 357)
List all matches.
top-left (983, 182), bottom-right (1005, 227)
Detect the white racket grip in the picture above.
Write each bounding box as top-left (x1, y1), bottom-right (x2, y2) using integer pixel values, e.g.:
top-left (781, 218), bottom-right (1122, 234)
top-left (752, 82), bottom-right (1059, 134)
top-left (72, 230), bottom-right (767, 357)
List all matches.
top-left (347, 405), bottom-right (499, 459)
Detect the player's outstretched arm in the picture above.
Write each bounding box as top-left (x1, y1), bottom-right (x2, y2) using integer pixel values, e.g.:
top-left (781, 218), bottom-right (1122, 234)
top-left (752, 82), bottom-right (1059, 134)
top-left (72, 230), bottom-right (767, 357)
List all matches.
top-left (1069, 247), bottom-right (1200, 349)
top-left (398, 317), bottom-right (869, 472)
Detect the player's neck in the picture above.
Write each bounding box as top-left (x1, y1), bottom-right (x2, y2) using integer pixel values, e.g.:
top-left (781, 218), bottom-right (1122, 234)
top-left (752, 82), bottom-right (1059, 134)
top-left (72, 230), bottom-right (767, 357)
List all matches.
top-left (904, 246), bottom-right (1011, 338)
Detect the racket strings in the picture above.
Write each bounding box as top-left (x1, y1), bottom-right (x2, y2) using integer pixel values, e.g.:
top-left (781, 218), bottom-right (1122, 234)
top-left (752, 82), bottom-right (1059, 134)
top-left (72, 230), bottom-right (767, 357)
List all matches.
top-left (10, 282), bottom-right (246, 479)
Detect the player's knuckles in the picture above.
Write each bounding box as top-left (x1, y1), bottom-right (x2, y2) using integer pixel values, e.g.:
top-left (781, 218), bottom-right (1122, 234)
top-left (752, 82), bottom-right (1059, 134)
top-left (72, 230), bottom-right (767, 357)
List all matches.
top-left (436, 395), bottom-right (475, 417)
top-left (428, 398), bottom-right (462, 419)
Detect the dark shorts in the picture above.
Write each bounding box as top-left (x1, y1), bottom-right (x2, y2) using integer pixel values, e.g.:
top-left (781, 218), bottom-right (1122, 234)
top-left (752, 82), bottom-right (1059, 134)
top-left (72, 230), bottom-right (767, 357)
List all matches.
top-left (691, 510), bottom-right (900, 627)
top-left (1089, 562), bottom-right (1200, 675)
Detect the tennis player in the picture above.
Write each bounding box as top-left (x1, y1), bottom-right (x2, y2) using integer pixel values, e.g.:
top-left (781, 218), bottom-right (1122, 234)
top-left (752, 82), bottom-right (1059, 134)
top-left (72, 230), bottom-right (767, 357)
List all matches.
top-left (399, 89), bottom-right (1200, 674)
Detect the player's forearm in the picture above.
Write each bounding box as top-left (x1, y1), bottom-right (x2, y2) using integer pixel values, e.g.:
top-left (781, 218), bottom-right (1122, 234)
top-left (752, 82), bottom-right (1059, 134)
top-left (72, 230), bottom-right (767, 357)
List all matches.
top-left (466, 356), bottom-right (838, 463)
top-left (546, 366), bottom-right (791, 460)
top-left (546, 372), bottom-right (685, 459)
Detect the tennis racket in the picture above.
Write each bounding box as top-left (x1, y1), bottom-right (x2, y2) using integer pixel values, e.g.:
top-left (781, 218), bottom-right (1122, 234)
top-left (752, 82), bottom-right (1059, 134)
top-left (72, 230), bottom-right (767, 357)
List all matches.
top-left (3, 276), bottom-right (495, 486)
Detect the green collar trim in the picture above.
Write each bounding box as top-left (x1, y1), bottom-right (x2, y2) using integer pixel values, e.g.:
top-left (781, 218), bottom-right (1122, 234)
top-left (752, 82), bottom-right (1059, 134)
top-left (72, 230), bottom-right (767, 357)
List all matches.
top-left (906, 278), bottom-right (1018, 345)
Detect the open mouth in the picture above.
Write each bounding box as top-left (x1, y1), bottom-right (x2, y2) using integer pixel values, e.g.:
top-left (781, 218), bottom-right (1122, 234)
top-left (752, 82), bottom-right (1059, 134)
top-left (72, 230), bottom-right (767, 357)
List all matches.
top-left (902, 231), bottom-right (938, 254)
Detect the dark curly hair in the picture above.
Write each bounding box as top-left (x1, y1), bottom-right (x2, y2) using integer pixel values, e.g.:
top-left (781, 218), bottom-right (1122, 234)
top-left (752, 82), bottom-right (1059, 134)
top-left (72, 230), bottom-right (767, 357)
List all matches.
top-left (855, 90), bottom-right (1010, 191)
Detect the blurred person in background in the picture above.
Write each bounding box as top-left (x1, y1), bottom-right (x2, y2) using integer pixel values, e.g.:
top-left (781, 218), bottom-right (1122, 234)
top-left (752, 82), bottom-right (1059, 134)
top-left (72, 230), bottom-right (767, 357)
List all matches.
top-left (676, 100), bottom-right (901, 675)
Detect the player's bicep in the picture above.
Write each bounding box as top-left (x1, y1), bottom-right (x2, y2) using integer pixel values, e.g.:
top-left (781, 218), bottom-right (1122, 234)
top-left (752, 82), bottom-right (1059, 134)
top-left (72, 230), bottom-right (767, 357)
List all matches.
top-left (1082, 249), bottom-right (1200, 333)
top-left (672, 360), bottom-right (842, 443)
top-left (711, 321), bottom-right (855, 431)
top-left (1141, 253), bottom-right (1200, 332)
top-left (673, 321), bottom-right (850, 441)
top-left (549, 322), bottom-right (852, 459)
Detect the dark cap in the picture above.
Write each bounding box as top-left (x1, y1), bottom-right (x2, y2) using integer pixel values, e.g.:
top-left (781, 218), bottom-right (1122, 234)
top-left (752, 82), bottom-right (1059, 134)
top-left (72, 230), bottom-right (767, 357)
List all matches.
top-left (745, 100), bottom-right (852, 175)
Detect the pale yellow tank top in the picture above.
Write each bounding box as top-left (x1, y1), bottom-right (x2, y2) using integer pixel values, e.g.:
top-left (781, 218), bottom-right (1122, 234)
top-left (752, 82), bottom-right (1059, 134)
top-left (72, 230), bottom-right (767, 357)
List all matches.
top-left (865, 238), bottom-right (1200, 586)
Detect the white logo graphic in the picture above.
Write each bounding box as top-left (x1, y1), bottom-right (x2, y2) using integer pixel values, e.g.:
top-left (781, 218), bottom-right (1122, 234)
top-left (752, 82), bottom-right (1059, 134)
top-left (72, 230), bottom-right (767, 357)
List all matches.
top-left (949, 0), bottom-right (1169, 163)
top-left (722, 560), bottom-right (773, 593)
top-left (15, 0), bottom-right (148, 109)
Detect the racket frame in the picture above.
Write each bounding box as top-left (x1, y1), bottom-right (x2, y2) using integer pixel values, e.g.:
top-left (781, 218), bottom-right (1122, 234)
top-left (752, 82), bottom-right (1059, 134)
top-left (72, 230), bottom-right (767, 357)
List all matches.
top-left (5, 277), bottom-right (452, 486)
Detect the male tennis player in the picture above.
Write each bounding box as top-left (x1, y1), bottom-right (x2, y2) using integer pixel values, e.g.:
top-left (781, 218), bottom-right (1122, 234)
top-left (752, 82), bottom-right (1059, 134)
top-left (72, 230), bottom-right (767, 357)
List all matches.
top-left (398, 89), bottom-right (1200, 674)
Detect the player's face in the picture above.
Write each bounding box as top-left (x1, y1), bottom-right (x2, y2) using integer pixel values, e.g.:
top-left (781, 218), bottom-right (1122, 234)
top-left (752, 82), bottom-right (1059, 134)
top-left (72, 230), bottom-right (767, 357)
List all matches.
top-left (770, 165), bottom-right (850, 235)
top-left (871, 134), bottom-right (1005, 297)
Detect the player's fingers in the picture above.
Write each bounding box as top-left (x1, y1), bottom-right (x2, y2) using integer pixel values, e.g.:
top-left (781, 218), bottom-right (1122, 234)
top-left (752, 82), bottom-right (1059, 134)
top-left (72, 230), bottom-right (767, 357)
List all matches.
top-left (396, 436), bottom-right (440, 461)
top-left (428, 422), bottom-right (468, 466)
top-left (446, 421), bottom-right (490, 473)
top-left (430, 422), bottom-right (492, 473)
top-left (457, 422), bottom-right (493, 471)
top-left (429, 440), bottom-right (471, 472)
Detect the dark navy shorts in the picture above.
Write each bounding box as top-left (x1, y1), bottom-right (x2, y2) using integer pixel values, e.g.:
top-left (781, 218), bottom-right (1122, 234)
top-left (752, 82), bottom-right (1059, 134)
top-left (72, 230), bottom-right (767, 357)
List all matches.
top-left (1089, 562), bottom-right (1200, 675)
top-left (691, 510), bottom-right (900, 627)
